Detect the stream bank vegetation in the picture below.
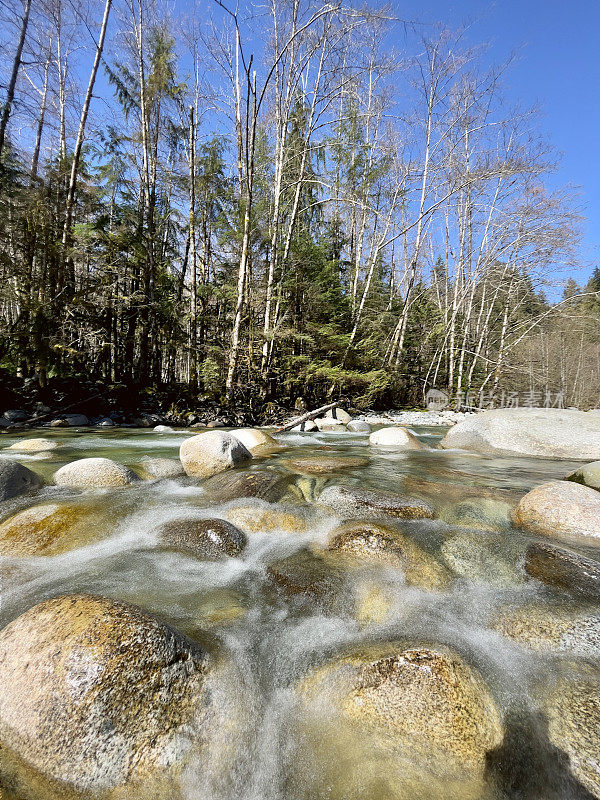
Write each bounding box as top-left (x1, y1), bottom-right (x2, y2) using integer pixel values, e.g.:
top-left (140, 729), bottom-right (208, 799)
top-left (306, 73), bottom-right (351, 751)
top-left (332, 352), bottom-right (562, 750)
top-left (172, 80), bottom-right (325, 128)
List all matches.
top-left (0, 0), bottom-right (598, 413)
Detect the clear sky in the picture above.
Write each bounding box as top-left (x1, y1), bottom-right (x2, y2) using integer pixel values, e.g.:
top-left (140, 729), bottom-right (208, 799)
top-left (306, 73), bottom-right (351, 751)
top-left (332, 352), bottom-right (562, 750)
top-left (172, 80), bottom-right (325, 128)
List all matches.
top-left (396, 0), bottom-right (599, 285)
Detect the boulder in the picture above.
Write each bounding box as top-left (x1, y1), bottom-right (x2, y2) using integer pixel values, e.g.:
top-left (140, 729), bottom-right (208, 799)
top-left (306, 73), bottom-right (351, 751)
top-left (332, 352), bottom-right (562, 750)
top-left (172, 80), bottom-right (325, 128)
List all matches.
top-left (493, 604), bottom-right (600, 657)
top-left (325, 407), bottom-right (352, 424)
top-left (347, 420), bottom-right (371, 433)
top-left (326, 521), bottom-right (450, 590)
top-left (513, 481), bottom-right (600, 546)
top-left (229, 427), bottom-right (278, 452)
top-left (139, 457), bottom-right (185, 480)
top-left (290, 419), bottom-right (318, 432)
top-left (282, 455), bottom-right (369, 475)
top-left (0, 594), bottom-right (218, 800)
top-left (369, 426), bottom-right (426, 449)
top-left (201, 469), bottom-right (295, 502)
top-left (54, 457), bottom-right (141, 489)
top-left (0, 502), bottom-right (98, 556)
top-left (0, 460), bottom-right (42, 502)
top-left (565, 460), bottom-right (600, 490)
top-left (440, 407), bottom-right (600, 459)
top-left (2, 410), bottom-right (28, 422)
top-left (525, 541), bottom-right (600, 600)
top-left (296, 642), bottom-right (503, 797)
top-left (546, 680), bottom-right (600, 799)
top-left (157, 517), bottom-right (246, 559)
top-left (49, 419), bottom-right (68, 428)
top-left (179, 431), bottom-right (251, 479)
top-left (63, 413), bottom-right (89, 427)
top-left (153, 424), bottom-right (173, 433)
top-left (6, 438), bottom-right (59, 453)
top-left (225, 501), bottom-right (307, 534)
top-left (318, 485), bottom-right (434, 520)
top-left (315, 417), bottom-right (345, 431)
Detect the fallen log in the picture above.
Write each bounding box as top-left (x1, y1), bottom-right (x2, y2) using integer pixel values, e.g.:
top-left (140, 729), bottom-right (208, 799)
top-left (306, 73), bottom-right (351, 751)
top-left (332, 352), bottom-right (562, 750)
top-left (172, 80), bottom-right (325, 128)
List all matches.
top-left (275, 401), bottom-right (342, 433)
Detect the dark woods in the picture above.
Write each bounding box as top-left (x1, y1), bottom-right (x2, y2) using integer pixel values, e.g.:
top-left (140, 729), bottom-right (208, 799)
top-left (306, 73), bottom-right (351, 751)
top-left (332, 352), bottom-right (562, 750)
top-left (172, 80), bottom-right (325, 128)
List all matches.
top-left (0, 0), bottom-right (598, 414)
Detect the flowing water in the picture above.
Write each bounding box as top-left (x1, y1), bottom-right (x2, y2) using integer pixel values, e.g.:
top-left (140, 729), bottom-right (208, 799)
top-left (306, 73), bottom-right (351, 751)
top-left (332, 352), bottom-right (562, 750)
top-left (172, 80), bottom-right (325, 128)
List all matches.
top-left (0, 426), bottom-right (598, 800)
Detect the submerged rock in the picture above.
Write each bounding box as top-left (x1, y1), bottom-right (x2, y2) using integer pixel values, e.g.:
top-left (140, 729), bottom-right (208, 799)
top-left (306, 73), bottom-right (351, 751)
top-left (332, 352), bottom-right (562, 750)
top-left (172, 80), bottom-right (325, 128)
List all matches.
top-left (493, 604), bottom-right (600, 657)
top-left (179, 431), bottom-right (251, 478)
top-left (268, 548), bottom-right (345, 604)
top-left (525, 541), bottom-right (600, 600)
top-left (282, 455), bottom-right (369, 476)
top-left (565, 460), bottom-right (600, 491)
top-left (139, 456), bottom-right (185, 480)
top-left (318, 485), bottom-right (434, 520)
top-left (0, 594), bottom-right (217, 800)
top-left (6, 438), bottom-right (59, 453)
top-left (513, 481), bottom-right (600, 546)
top-left (441, 497), bottom-right (513, 532)
top-left (326, 522), bottom-right (450, 590)
top-left (0, 460), bottom-right (42, 502)
top-left (54, 457), bottom-right (140, 489)
top-left (157, 517), bottom-right (246, 559)
top-left (225, 501), bottom-right (307, 534)
top-left (295, 642), bottom-right (503, 799)
top-left (369, 426), bottom-right (426, 449)
top-left (230, 427), bottom-right (278, 452)
top-left (0, 502), bottom-right (96, 556)
top-left (202, 469), bottom-right (295, 503)
top-left (440, 407), bottom-right (600, 459)
top-left (547, 680), bottom-right (600, 799)
top-left (441, 532), bottom-right (522, 587)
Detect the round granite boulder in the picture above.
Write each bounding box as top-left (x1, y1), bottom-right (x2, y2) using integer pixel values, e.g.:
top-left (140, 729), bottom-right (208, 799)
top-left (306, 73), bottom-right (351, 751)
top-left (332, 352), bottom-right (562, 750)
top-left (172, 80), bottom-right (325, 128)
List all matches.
top-left (0, 460), bottom-right (42, 502)
top-left (513, 481), bottom-right (600, 546)
top-left (179, 431), bottom-right (251, 478)
top-left (6, 438), bottom-right (59, 453)
top-left (369, 426), bottom-right (426, 449)
top-left (0, 594), bottom-right (221, 800)
top-left (54, 458), bottom-right (140, 489)
top-left (157, 517), bottom-right (246, 559)
top-left (230, 428), bottom-right (278, 452)
top-left (295, 642), bottom-right (503, 799)
top-left (318, 485), bottom-right (434, 520)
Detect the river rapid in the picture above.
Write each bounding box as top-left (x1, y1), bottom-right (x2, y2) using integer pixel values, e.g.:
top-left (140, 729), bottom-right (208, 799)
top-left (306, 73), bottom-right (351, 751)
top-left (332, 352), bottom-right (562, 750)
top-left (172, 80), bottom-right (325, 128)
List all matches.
top-left (0, 425), bottom-right (597, 800)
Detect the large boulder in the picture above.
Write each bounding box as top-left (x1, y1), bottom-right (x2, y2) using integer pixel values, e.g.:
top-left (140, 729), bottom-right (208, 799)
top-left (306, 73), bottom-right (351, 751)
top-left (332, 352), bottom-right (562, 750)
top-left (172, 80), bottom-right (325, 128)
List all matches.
top-left (230, 427), bottom-right (278, 452)
top-left (0, 503), bottom-right (96, 556)
top-left (6, 438), bottom-right (59, 453)
top-left (325, 407), bottom-right (351, 424)
top-left (179, 431), bottom-right (251, 478)
top-left (347, 420), bottom-right (371, 433)
top-left (0, 460), bottom-right (42, 502)
top-left (565, 460), bottom-right (600, 490)
top-left (513, 481), bottom-right (600, 546)
top-left (318, 485), bottom-right (434, 520)
top-left (157, 517), bottom-right (246, 559)
top-left (63, 413), bottom-right (89, 427)
top-left (54, 458), bottom-right (141, 489)
top-left (0, 594), bottom-right (225, 800)
top-left (326, 521), bottom-right (450, 590)
top-left (525, 541), bottom-right (600, 600)
top-left (295, 642), bottom-right (503, 799)
top-left (440, 408), bottom-right (600, 459)
top-left (369, 426), bottom-right (426, 450)
top-left (201, 469), bottom-right (295, 503)
top-left (546, 680), bottom-right (600, 799)
top-left (315, 417), bottom-right (345, 432)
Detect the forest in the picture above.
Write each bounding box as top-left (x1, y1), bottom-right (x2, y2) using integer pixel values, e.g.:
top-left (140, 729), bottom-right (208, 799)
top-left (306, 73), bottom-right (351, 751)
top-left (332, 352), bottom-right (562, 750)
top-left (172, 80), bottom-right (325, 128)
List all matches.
top-left (0, 0), bottom-right (598, 414)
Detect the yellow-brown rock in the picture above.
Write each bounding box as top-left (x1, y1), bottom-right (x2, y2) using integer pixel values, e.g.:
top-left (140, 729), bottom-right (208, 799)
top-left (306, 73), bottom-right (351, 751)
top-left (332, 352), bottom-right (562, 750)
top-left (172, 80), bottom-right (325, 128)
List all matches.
top-left (0, 502), bottom-right (97, 556)
top-left (225, 502), bottom-right (307, 533)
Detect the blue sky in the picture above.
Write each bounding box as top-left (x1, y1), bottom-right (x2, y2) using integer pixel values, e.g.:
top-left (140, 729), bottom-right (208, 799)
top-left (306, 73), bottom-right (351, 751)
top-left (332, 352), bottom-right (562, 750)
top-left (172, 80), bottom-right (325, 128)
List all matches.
top-left (397, 0), bottom-right (599, 284)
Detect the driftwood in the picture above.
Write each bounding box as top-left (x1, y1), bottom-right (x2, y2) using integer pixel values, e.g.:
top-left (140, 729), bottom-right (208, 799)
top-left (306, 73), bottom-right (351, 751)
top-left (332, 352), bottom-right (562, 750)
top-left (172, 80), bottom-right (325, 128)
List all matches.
top-left (275, 401), bottom-right (341, 433)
